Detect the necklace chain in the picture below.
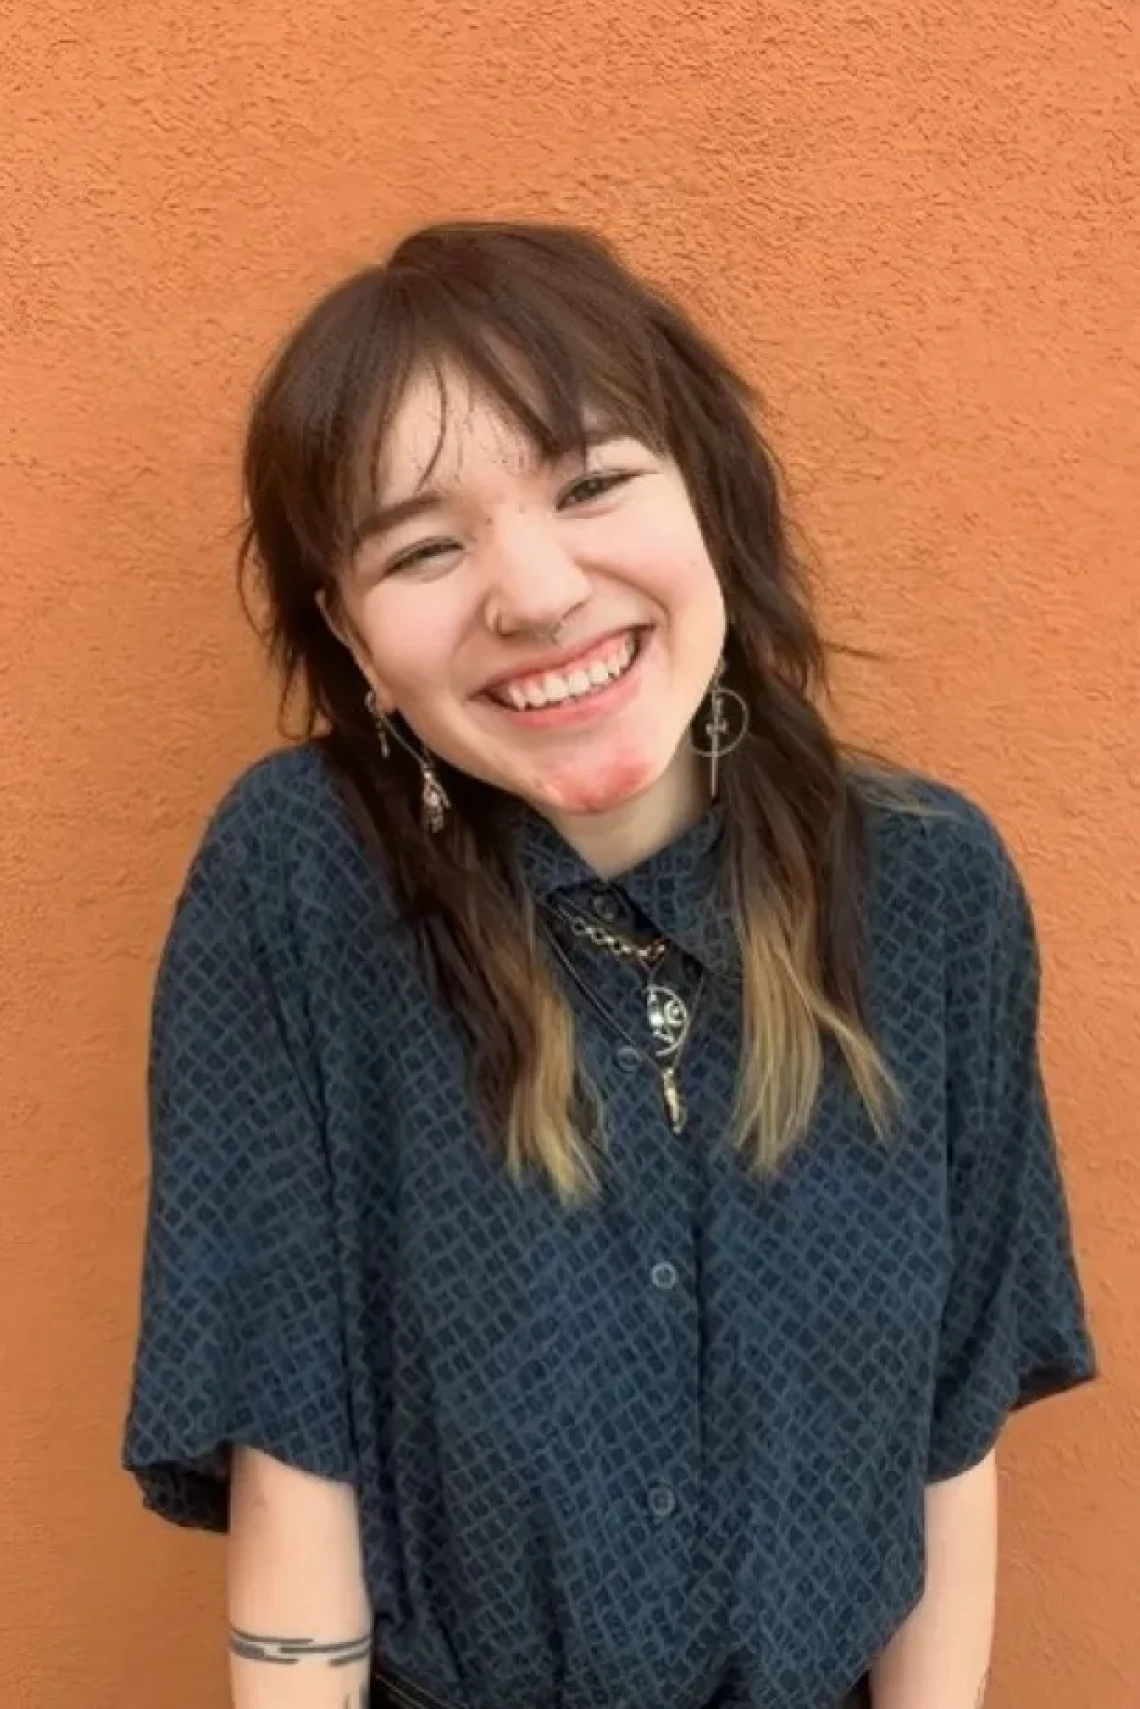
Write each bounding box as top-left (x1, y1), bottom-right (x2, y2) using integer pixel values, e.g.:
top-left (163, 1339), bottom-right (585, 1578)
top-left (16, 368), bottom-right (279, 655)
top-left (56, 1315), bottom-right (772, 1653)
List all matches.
top-left (548, 905), bottom-right (668, 969)
top-left (541, 902), bottom-right (699, 1134)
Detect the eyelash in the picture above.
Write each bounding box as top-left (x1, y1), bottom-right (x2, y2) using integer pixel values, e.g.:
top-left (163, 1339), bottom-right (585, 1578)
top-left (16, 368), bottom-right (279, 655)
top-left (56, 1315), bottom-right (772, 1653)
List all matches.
top-left (559, 469), bottom-right (636, 509)
top-left (385, 470), bottom-right (638, 574)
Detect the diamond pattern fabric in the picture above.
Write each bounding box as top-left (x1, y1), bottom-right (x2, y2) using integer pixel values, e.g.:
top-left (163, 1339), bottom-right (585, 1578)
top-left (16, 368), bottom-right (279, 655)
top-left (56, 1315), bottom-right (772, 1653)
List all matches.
top-left (123, 744), bottom-right (1095, 1709)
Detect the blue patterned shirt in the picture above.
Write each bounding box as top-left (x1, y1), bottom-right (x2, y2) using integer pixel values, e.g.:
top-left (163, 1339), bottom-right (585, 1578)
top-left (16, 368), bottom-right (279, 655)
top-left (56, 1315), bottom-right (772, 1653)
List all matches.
top-left (124, 744), bottom-right (1094, 1709)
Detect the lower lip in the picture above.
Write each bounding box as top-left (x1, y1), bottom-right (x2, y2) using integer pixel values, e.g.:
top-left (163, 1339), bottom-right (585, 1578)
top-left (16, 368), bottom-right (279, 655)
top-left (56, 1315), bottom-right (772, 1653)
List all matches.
top-left (482, 631), bottom-right (650, 731)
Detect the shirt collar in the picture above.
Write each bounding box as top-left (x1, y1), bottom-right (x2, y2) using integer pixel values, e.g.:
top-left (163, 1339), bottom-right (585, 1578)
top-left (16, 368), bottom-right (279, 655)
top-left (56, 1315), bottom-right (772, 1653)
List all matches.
top-left (510, 801), bottom-right (738, 978)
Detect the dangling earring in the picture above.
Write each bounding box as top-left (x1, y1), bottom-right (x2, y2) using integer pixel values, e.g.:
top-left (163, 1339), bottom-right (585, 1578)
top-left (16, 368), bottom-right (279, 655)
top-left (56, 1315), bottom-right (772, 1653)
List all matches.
top-left (365, 690), bottom-right (391, 759)
top-left (688, 657), bottom-right (750, 798)
top-left (418, 759), bottom-right (450, 836)
top-left (365, 691), bottom-right (451, 833)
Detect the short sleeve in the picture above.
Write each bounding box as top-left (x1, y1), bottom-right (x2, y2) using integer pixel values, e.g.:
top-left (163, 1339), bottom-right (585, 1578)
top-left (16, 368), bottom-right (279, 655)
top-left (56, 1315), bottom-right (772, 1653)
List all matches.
top-left (123, 826), bottom-right (355, 1531)
top-left (927, 821), bottom-right (1096, 1481)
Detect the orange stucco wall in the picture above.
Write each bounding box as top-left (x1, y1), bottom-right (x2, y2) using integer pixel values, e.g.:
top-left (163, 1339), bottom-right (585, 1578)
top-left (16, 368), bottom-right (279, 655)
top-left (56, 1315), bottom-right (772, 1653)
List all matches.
top-left (2, 4), bottom-right (1136, 1705)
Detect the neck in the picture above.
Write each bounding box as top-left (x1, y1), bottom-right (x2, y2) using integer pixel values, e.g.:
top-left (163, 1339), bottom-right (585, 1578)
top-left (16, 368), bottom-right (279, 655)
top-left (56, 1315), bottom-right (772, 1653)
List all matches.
top-left (542, 748), bottom-right (708, 878)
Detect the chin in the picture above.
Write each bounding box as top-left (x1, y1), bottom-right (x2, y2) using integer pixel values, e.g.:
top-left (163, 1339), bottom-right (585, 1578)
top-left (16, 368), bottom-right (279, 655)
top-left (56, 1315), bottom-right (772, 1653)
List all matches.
top-left (526, 745), bottom-right (672, 819)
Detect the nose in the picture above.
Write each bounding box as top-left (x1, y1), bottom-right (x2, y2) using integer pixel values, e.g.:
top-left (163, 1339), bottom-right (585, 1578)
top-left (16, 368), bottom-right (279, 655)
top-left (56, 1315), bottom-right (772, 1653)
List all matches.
top-left (482, 513), bottom-right (592, 639)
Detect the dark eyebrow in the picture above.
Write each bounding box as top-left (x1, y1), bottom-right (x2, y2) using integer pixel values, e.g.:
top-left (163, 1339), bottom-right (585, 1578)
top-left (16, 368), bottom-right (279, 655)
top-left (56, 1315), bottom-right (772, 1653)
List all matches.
top-left (350, 426), bottom-right (633, 555)
top-left (351, 490), bottom-right (444, 553)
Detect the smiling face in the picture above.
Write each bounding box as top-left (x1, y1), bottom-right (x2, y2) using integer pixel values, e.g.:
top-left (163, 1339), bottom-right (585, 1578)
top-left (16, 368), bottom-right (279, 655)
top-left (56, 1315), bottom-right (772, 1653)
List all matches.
top-left (329, 364), bottom-right (727, 867)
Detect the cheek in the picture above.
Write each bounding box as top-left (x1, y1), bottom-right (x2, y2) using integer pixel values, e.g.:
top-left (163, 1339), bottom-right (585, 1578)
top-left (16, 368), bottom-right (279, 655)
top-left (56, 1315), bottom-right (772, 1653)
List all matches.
top-left (356, 596), bottom-right (456, 707)
top-left (631, 523), bottom-right (724, 636)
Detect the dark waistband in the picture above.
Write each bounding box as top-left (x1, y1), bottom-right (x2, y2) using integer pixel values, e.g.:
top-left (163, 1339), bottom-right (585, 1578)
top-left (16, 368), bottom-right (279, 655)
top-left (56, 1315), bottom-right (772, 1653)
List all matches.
top-left (373, 1661), bottom-right (871, 1709)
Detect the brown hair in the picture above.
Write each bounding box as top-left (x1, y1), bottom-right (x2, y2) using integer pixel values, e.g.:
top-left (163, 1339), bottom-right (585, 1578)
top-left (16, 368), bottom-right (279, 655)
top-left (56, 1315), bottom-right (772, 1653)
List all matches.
top-left (238, 220), bottom-right (906, 1199)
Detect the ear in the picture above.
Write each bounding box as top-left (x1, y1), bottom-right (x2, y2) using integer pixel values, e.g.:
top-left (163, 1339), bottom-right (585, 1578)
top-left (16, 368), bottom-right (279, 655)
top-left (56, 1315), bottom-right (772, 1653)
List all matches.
top-left (315, 588), bottom-right (397, 712)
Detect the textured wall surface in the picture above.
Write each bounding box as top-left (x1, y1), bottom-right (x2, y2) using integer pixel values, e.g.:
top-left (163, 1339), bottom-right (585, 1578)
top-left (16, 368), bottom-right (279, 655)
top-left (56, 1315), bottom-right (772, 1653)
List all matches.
top-left (1, 2), bottom-right (1136, 1704)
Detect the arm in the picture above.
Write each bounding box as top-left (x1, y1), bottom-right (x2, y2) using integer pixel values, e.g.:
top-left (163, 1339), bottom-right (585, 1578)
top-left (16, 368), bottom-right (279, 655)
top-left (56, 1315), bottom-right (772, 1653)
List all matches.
top-left (229, 1447), bottom-right (372, 1709)
top-left (870, 1449), bottom-right (997, 1709)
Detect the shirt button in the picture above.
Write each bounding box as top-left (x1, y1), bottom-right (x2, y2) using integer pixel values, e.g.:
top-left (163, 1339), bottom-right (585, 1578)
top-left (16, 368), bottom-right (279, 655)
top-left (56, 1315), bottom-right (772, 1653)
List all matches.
top-left (592, 890), bottom-right (620, 922)
top-left (615, 1044), bottom-right (641, 1073)
top-left (650, 1261), bottom-right (678, 1292)
top-left (647, 1482), bottom-right (677, 1519)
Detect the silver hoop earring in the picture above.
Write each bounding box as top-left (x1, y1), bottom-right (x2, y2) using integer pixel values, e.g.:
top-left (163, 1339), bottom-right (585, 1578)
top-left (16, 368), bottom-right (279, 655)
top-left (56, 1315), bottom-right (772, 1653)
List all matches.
top-left (365, 691), bottom-right (451, 834)
top-left (688, 658), bottom-right (750, 798)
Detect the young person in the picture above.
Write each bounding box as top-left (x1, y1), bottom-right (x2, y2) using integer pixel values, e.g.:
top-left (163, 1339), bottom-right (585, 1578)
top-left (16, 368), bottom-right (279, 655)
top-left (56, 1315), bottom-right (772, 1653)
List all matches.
top-left (124, 221), bottom-right (1095, 1709)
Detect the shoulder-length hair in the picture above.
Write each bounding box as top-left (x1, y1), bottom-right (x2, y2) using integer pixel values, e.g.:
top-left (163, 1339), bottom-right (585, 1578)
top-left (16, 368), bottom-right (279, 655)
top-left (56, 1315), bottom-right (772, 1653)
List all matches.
top-left (238, 220), bottom-right (904, 1200)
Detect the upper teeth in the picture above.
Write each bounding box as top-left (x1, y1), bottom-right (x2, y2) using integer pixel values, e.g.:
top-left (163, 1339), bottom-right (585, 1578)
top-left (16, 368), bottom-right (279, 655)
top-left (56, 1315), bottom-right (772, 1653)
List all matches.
top-left (499, 634), bottom-right (638, 710)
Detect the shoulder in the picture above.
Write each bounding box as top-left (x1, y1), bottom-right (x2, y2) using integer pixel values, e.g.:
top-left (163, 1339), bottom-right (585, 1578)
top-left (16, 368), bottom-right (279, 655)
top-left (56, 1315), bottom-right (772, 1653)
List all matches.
top-left (157, 743), bottom-right (395, 1016)
top-left (196, 743), bottom-right (351, 863)
top-left (164, 742), bottom-right (401, 964)
top-left (852, 764), bottom-right (1029, 951)
top-left (855, 763), bottom-right (1020, 889)
top-left (184, 743), bottom-right (376, 899)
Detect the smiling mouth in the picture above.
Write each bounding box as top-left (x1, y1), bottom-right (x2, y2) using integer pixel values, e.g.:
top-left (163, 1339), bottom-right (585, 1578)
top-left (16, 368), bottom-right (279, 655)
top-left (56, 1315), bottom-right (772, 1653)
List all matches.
top-left (484, 629), bottom-right (646, 712)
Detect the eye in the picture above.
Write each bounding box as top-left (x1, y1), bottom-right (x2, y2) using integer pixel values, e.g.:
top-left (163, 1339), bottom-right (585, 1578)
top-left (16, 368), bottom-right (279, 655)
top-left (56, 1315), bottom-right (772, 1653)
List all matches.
top-left (386, 538), bottom-right (460, 575)
top-left (558, 470), bottom-right (637, 510)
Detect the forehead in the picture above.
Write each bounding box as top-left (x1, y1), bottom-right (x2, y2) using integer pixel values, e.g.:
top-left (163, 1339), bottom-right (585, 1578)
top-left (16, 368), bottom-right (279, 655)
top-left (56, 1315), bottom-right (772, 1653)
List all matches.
top-left (375, 364), bottom-right (547, 503)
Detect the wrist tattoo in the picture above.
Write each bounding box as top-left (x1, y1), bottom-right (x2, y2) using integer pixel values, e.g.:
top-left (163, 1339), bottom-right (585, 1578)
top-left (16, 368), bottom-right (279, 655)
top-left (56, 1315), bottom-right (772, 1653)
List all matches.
top-left (230, 1627), bottom-right (371, 1668)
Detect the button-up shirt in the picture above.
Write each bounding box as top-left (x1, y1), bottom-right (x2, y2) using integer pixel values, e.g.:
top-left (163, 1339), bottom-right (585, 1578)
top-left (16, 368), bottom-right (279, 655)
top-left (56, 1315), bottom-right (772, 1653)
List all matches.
top-left (124, 743), bottom-right (1094, 1709)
